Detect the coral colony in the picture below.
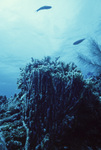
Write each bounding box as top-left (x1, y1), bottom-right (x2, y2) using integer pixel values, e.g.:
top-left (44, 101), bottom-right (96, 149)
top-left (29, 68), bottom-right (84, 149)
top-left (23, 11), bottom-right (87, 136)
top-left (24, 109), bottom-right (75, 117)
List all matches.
top-left (0, 57), bottom-right (101, 150)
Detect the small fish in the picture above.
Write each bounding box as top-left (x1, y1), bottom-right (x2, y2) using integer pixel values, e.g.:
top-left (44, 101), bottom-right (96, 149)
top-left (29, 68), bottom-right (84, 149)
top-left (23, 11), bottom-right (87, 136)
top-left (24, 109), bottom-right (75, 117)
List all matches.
top-left (73, 38), bottom-right (85, 45)
top-left (36, 6), bottom-right (52, 12)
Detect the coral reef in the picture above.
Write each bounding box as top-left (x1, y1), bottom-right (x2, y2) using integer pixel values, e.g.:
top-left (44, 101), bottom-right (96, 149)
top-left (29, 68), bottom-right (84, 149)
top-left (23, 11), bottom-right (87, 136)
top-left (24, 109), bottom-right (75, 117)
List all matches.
top-left (0, 57), bottom-right (101, 150)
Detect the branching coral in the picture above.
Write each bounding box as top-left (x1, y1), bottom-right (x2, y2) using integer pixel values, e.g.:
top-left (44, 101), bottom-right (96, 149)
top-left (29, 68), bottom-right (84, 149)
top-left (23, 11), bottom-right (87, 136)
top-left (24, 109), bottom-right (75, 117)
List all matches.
top-left (0, 56), bottom-right (101, 150)
top-left (17, 56), bottom-right (101, 150)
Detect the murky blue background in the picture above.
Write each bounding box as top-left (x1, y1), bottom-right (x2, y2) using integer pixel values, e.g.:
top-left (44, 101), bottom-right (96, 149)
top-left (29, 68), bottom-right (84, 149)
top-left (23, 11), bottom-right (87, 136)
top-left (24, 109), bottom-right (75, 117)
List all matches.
top-left (0, 0), bottom-right (101, 97)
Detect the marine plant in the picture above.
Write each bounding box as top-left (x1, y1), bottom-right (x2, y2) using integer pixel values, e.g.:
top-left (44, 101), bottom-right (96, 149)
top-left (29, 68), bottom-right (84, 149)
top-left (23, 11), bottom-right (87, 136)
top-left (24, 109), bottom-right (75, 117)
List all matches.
top-left (78, 39), bottom-right (101, 74)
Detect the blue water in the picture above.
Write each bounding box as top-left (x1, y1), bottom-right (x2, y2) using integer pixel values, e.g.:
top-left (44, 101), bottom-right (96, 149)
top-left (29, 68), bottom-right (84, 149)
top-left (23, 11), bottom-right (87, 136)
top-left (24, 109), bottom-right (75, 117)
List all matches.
top-left (0, 0), bottom-right (101, 97)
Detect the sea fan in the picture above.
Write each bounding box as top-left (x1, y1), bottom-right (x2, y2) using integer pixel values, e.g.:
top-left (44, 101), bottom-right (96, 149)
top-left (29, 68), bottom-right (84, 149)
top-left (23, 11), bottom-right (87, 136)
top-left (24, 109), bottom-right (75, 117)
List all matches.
top-left (78, 39), bottom-right (101, 74)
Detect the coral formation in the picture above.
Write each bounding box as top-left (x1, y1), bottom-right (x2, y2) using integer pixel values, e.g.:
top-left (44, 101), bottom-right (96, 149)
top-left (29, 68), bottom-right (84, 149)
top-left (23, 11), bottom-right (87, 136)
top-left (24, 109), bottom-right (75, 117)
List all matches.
top-left (0, 57), bottom-right (101, 150)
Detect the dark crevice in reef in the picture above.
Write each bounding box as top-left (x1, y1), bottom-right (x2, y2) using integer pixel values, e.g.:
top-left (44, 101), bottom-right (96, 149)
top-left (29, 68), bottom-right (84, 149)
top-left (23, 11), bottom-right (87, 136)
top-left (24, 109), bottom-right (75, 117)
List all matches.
top-left (0, 56), bottom-right (101, 150)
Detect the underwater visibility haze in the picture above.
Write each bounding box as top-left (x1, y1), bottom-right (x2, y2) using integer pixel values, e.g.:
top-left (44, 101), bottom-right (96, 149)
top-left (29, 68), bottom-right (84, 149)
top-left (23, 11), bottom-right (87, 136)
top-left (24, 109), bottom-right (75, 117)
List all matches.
top-left (0, 0), bottom-right (101, 149)
top-left (0, 0), bottom-right (101, 96)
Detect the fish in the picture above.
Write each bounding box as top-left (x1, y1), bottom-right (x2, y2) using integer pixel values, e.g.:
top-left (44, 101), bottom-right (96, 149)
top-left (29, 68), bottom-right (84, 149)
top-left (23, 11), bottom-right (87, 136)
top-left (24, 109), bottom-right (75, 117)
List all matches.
top-left (73, 38), bottom-right (85, 45)
top-left (36, 6), bottom-right (52, 12)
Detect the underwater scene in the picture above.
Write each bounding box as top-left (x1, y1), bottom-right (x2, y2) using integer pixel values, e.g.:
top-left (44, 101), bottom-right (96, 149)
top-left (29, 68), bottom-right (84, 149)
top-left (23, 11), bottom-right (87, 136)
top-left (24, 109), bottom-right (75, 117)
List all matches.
top-left (0, 0), bottom-right (101, 149)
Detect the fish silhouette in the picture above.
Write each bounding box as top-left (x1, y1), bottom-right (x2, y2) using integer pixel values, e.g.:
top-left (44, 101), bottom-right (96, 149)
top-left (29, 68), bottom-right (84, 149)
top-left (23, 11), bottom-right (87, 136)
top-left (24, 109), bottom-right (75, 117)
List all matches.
top-left (36, 6), bottom-right (52, 12)
top-left (73, 38), bottom-right (85, 45)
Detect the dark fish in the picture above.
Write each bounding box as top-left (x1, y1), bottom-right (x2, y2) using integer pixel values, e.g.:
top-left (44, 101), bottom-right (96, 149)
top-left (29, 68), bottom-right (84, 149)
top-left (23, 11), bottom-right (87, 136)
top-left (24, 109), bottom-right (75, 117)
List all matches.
top-left (36, 6), bottom-right (52, 12)
top-left (73, 38), bottom-right (85, 45)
